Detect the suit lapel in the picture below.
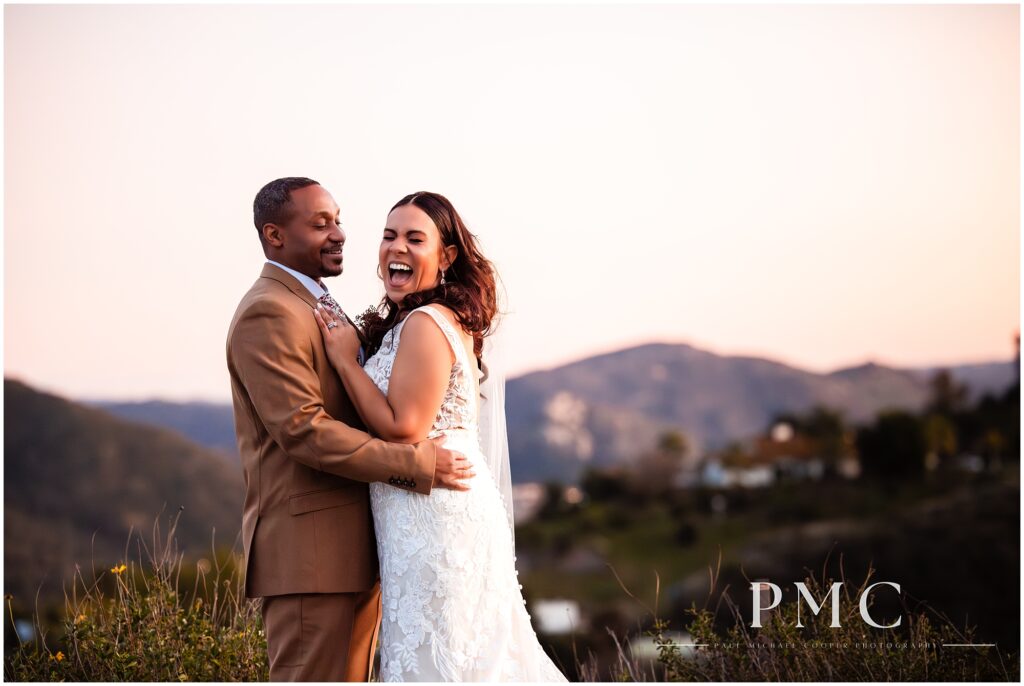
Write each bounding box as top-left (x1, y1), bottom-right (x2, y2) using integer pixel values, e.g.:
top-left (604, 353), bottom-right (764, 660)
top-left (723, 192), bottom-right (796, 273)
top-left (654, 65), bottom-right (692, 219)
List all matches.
top-left (261, 262), bottom-right (319, 309)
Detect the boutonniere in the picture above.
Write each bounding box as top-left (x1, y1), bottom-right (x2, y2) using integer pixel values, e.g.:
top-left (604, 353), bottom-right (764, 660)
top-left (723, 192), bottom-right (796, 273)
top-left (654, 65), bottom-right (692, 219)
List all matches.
top-left (354, 306), bottom-right (382, 334)
top-left (355, 306), bottom-right (387, 356)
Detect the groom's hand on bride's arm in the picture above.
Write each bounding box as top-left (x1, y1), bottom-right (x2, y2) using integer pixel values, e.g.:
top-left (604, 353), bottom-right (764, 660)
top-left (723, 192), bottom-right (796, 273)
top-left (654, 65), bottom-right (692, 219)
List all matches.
top-left (431, 438), bottom-right (475, 491)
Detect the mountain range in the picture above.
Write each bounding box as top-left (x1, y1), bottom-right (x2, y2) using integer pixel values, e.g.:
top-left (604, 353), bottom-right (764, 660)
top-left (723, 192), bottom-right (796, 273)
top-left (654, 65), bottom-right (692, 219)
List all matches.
top-left (92, 342), bottom-right (1017, 483)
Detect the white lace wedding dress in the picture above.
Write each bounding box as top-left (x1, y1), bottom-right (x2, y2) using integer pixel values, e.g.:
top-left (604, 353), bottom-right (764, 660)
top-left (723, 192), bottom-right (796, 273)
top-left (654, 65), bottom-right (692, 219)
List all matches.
top-left (364, 305), bottom-right (568, 682)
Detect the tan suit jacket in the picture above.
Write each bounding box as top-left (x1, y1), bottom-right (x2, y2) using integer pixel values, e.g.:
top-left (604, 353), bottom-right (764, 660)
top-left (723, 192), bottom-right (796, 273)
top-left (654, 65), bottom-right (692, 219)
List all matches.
top-left (227, 263), bottom-right (436, 598)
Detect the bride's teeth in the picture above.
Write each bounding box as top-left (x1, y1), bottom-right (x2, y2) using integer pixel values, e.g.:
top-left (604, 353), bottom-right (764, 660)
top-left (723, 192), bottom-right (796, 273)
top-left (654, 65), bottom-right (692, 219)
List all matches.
top-left (390, 263), bottom-right (412, 272)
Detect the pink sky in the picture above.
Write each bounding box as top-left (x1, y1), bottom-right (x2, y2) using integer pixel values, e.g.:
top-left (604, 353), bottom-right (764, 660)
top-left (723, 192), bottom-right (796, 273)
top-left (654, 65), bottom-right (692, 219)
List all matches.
top-left (4, 4), bottom-right (1020, 401)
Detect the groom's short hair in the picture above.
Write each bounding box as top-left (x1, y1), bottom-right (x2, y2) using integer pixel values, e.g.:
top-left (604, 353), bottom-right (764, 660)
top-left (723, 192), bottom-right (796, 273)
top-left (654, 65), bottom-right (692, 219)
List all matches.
top-left (253, 177), bottom-right (320, 240)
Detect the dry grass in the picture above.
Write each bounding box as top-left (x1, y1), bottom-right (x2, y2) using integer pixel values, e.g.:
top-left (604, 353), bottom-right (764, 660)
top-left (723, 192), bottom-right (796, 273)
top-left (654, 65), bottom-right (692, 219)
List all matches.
top-left (4, 512), bottom-right (267, 682)
top-left (5, 519), bottom-right (1018, 682)
top-left (572, 549), bottom-right (1018, 681)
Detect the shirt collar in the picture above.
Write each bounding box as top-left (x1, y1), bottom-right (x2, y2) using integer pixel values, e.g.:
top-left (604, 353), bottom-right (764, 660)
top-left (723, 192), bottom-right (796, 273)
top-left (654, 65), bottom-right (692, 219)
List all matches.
top-left (266, 260), bottom-right (327, 300)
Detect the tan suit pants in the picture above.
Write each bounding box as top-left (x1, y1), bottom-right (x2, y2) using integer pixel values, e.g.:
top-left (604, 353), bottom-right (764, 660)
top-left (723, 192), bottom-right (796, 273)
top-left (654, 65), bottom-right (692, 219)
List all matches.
top-left (260, 583), bottom-right (382, 682)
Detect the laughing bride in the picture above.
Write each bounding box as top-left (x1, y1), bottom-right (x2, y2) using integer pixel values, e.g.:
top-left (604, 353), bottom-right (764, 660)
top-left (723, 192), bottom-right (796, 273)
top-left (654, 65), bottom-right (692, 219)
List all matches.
top-left (314, 191), bottom-right (568, 682)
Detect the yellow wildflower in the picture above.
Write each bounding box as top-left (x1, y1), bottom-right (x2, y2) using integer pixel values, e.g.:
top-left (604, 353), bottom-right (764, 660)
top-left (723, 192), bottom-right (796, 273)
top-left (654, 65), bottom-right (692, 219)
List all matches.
top-left (74, 614), bottom-right (87, 624)
top-left (50, 651), bottom-right (64, 662)
top-left (110, 563), bottom-right (127, 575)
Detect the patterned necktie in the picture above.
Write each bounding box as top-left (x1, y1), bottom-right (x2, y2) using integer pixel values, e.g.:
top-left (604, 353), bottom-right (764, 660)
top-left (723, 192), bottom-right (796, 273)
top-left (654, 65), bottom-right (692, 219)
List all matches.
top-left (317, 291), bottom-right (345, 318)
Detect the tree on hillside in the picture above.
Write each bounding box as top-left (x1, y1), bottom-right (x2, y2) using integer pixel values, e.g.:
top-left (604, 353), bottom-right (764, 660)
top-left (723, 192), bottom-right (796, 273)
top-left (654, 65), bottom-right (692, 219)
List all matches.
top-left (770, 404), bottom-right (850, 476)
top-left (536, 481), bottom-right (576, 520)
top-left (580, 467), bottom-right (629, 503)
top-left (855, 410), bottom-right (927, 478)
top-left (657, 431), bottom-right (689, 456)
top-left (632, 430), bottom-right (690, 498)
top-left (964, 384), bottom-right (1019, 468)
top-left (922, 413), bottom-right (958, 470)
top-left (926, 369), bottom-right (969, 417)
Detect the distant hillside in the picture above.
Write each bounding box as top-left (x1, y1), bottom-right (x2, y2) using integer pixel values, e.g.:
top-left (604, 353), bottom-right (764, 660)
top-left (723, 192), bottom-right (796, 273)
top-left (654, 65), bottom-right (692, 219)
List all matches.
top-left (504, 345), bottom-right (1016, 482)
top-left (89, 345), bottom-right (1018, 484)
top-left (91, 400), bottom-right (239, 460)
top-left (4, 379), bottom-right (243, 603)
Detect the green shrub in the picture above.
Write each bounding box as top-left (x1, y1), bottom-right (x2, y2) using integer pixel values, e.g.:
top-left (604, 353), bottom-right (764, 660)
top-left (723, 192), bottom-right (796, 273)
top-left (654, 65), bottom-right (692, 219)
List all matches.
top-left (4, 517), bottom-right (267, 682)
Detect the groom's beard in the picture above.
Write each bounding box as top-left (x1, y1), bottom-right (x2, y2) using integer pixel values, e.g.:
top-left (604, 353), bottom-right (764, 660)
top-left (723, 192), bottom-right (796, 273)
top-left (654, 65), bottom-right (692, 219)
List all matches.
top-left (320, 244), bottom-right (344, 276)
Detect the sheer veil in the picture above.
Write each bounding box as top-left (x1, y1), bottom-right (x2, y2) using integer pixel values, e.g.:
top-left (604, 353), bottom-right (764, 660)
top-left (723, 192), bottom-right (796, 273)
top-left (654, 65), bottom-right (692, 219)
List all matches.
top-left (478, 328), bottom-right (515, 545)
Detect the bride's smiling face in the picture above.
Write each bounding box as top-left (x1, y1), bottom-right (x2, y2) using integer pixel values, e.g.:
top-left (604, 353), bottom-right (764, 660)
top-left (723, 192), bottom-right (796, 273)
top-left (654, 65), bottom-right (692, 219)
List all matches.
top-left (380, 204), bottom-right (457, 304)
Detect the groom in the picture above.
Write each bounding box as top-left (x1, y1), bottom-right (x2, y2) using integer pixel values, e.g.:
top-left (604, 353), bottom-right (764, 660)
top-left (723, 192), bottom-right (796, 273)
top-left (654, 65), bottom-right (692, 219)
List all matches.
top-left (226, 177), bottom-right (473, 681)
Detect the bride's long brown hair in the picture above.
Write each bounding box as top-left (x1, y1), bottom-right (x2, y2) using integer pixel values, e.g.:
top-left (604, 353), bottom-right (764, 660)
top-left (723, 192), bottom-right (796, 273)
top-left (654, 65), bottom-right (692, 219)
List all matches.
top-left (359, 192), bottom-right (500, 372)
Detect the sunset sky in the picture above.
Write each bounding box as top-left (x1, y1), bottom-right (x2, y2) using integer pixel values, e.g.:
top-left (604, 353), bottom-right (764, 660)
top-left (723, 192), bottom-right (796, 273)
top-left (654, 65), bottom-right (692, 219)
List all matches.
top-left (4, 3), bottom-right (1020, 401)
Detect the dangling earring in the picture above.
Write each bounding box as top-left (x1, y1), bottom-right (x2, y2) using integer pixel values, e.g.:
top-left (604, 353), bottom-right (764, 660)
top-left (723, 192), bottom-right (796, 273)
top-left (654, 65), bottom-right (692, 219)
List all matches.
top-left (377, 264), bottom-right (384, 280)
top-left (440, 269), bottom-right (446, 285)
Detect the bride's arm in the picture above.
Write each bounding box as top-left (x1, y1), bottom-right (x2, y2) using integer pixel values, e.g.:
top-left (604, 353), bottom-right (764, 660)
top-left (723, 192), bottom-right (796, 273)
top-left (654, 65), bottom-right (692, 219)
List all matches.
top-left (315, 308), bottom-right (454, 444)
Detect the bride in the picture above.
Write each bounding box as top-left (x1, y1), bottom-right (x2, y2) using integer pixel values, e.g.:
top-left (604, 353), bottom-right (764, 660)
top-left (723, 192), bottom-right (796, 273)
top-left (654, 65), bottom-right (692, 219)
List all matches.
top-left (313, 191), bottom-right (567, 682)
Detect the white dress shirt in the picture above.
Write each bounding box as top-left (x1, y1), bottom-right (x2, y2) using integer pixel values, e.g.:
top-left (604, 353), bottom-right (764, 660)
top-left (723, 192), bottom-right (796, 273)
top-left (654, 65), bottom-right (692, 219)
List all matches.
top-left (266, 260), bottom-right (365, 365)
top-left (266, 260), bottom-right (327, 300)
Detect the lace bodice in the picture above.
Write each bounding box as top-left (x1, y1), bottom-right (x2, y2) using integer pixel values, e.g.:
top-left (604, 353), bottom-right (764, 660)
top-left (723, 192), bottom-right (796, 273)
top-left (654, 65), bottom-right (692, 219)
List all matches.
top-left (362, 305), bottom-right (479, 440)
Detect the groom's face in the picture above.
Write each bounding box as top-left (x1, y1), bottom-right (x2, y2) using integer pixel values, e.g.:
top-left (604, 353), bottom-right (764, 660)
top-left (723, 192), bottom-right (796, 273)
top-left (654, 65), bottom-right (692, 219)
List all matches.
top-left (272, 185), bottom-right (345, 279)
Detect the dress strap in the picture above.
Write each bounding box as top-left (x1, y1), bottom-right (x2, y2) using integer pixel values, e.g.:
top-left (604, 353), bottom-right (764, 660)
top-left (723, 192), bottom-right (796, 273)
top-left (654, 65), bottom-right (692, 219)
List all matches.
top-left (407, 305), bottom-right (471, 370)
